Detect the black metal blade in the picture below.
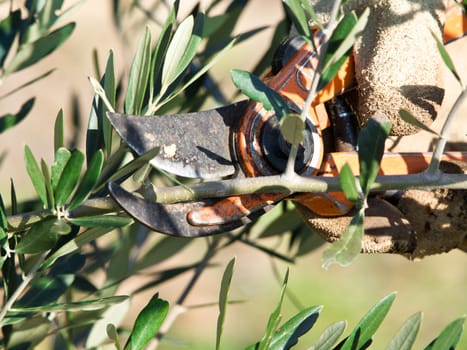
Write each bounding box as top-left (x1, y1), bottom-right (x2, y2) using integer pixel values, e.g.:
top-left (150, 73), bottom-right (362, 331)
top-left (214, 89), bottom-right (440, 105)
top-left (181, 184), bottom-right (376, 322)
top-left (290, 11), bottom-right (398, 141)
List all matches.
top-left (108, 182), bottom-right (264, 237)
top-left (107, 101), bottom-right (248, 179)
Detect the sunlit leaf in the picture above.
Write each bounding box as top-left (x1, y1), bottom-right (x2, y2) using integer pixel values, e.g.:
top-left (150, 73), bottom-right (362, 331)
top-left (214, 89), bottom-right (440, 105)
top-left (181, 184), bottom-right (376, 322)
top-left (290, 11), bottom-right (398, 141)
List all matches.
top-left (55, 149), bottom-right (85, 207)
top-left (398, 109), bottom-right (440, 136)
top-left (160, 38), bottom-right (236, 109)
top-left (0, 98), bottom-right (35, 134)
top-left (172, 12), bottom-right (204, 86)
top-left (68, 150), bottom-right (104, 210)
top-left (231, 69), bottom-right (289, 119)
top-left (5, 23), bottom-right (75, 74)
top-left (322, 209), bottom-right (364, 268)
top-left (24, 145), bottom-right (48, 208)
top-left (386, 312), bottom-right (422, 350)
top-left (257, 269), bottom-right (289, 350)
top-left (44, 226), bottom-right (116, 267)
top-left (425, 316), bottom-right (465, 350)
top-left (41, 158), bottom-right (54, 208)
top-left (51, 147), bottom-right (71, 191)
top-left (339, 292), bottom-right (396, 350)
top-left (125, 294), bottom-right (169, 350)
top-left (149, 0), bottom-right (178, 101)
top-left (68, 215), bottom-right (132, 228)
top-left (280, 113), bottom-right (305, 146)
top-left (216, 257), bottom-right (236, 350)
top-left (161, 15), bottom-right (194, 88)
top-left (54, 109), bottom-right (64, 153)
top-left (96, 146), bottom-right (160, 191)
top-left (319, 9), bottom-right (369, 91)
top-left (16, 274), bottom-right (74, 309)
top-left (358, 115), bottom-right (391, 196)
top-left (282, 0), bottom-right (311, 40)
top-left (432, 31), bottom-right (462, 85)
top-left (338, 163), bottom-right (361, 204)
top-left (15, 217), bottom-right (62, 254)
top-left (309, 321), bottom-right (346, 350)
top-left (124, 26), bottom-right (152, 115)
top-left (11, 295), bottom-right (128, 313)
top-left (269, 306), bottom-right (322, 350)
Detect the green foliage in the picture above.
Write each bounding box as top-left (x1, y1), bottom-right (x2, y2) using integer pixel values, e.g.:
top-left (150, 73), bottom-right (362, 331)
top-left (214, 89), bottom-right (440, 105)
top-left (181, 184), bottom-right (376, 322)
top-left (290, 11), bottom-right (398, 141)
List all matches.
top-left (124, 294), bottom-right (169, 350)
top-left (231, 69), bottom-right (289, 119)
top-left (0, 0), bottom-right (465, 349)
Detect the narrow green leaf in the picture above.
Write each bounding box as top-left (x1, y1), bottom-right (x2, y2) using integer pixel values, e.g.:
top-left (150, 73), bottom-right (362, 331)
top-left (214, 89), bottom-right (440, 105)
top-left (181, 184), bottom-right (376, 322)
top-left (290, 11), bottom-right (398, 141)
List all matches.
top-left (0, 9), bottom-right (21, 66)
top-left (280, 113), bottom-right (305, 146)
top-left (386, 312), bottom-right (422, 350)
top-left (309, 321), bottom-right (346, 350)
top-left (216, 257), bottom-right (236, 350)
top-left (149, 0), bottom-right (177, 101)
top-left (432, 31), bottom-right (462, 85)
top-left (68, 150), bottom-right (104, 210)
top-left (96, 146), bottom-right (160, 191)
top-left (44, 226), bottom-right (115, 267)
top-left (41, 158), bottom-right (54, 208)
top-left (358, 115), bottom-right (391, 196)
top-left (231, 69), bottom-right (289, 119)
top-left (171, 12), bottom-right (204, 85)
top-left (54, 109), bottom-right (64, 153)
top-left (340, 292), bottom-right (397, 350)
top-left (257, 269), bottom-right (289, 350)
top-left (11, 295), bottom-right (128, 313)
top-left (102, 51), bottom-right (116, 156)
top-left (322, 209), bottom-right (364, 268)
top-left (282, 0), bottom-right (311, 39)
top-left (124, 26), bottom-right (152, 115)
top-left (300, 0), bottom-right (322, 30)
top-left (68, 215), bottom-right (132, 228)
top-left (0, 193), bottom-right (7, 230)
top-left (161, 15), bottom-right (194, 88)
top-left (319, 9), bottom-right (369, 91)
top-left (159, 38), bottom-right (236, 109)
top-left (16, 217), bottom-right (60, 254)
top-left (338, 163), bottom-right (360, 204)
top-left (398, 109), bottom-right (440, 136)
top-left (425, 316), bottom-right (465, 350)
top-left (51, 147), bottom-right (71, 191)
top-left (5, 23), bottom-right (75, 74)
top-left (24, 145), bottom-right (48, 208)
top-left (54, 149), bottom-right (84, 207)
top-left (269, 306), bottom-right (322, 350)
top-left (0, 98), bottom-right (35, 134)
top-left (125, 294), bottom-right (169, 350)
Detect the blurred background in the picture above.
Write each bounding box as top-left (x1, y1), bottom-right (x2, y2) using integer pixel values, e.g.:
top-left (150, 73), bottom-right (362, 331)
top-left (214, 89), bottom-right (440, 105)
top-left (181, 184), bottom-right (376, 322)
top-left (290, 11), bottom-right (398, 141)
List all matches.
top-left (1, 0), bottom-right (466, 349)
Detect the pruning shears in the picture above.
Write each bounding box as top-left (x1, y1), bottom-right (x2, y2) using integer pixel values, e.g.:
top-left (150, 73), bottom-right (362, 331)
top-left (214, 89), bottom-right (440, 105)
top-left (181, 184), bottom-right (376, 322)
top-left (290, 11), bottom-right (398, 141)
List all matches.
top-left (107, 6), bottom-right (467, 240)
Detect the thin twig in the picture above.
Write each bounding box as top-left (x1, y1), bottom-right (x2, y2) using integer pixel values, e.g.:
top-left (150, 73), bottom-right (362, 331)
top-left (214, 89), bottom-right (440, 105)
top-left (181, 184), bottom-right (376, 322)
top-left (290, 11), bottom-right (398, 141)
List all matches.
top-left (285, 0), bottom-right (342, 176)
top-left (427, 87), bottom-right (467, 176)
top-left (0, 252), bottom-right (48, 323)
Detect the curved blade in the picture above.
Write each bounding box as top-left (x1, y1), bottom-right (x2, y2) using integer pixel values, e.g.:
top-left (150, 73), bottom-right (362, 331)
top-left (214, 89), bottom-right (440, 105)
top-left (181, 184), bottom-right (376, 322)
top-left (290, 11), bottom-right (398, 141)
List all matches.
top-left (107, 101), bottom-right (248, 179)
top-left (108, 182), bottom-right (266, 237)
